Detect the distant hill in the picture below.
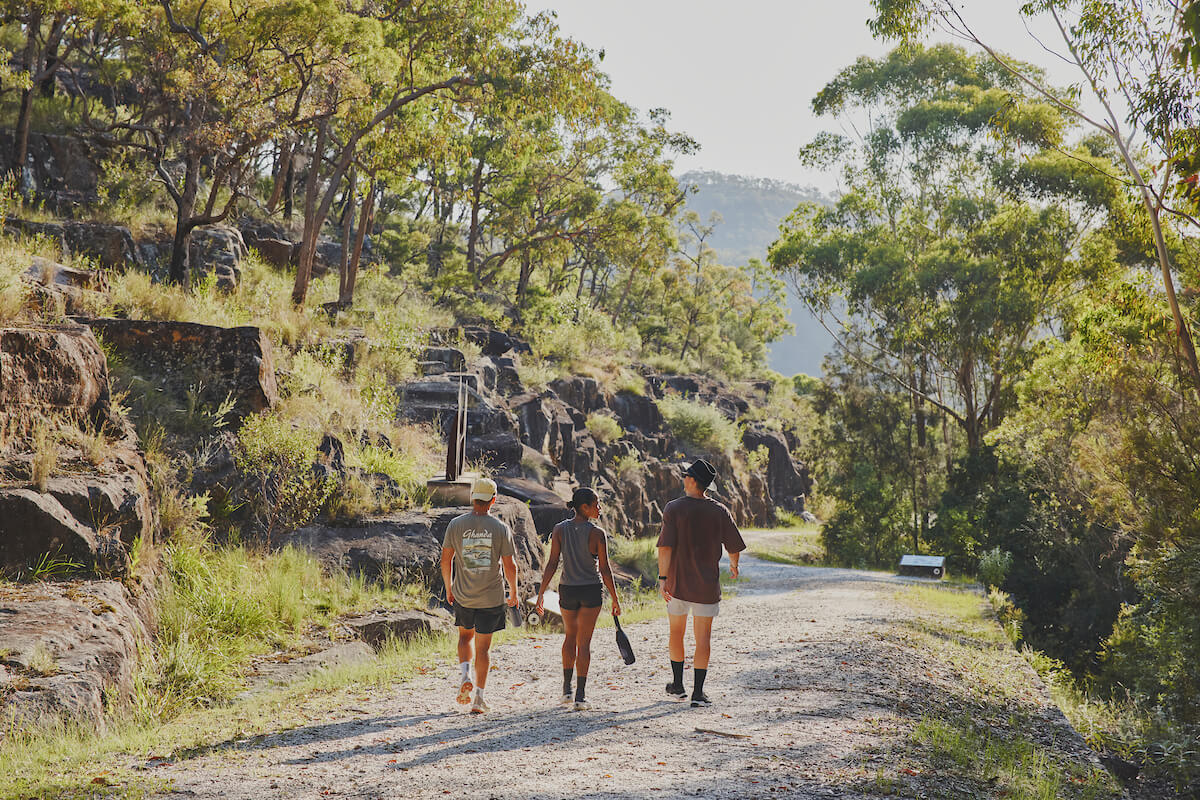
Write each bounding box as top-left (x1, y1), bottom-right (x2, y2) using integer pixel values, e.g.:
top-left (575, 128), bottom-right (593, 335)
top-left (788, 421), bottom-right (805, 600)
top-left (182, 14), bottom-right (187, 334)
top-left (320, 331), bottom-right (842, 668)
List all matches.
top-left (678, 170), bottom-right (834, 378)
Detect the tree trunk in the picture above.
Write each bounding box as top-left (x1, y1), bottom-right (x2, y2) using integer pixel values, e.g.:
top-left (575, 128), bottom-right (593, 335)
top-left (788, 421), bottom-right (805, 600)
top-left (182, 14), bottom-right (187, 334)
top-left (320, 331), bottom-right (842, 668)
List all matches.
top-left (13, 8), bottom-right (43, 180)
top-left (267, 138), bottom-right (293, 214)
top-left (337, 167), bottom-right (357, 305)
top-left (515, 254), bottom-right (534, 316)
top-left (283, 146), bottom-right (296, 221)
top-left (168, 154), bottom-right (202, 286)
top-left (340, 180), bottom-right (375, 307)
top-left (291, 120), bottom-right (328, 306)
top-left (467, 156), bottom-right (485, 286)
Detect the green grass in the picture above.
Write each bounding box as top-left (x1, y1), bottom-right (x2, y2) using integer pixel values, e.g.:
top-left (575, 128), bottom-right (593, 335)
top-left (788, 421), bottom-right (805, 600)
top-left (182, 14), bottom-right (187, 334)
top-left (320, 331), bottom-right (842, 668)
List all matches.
top-left (854, 583), bottom-right (1121, 799)
top-left (909, 714), bottom-right (1116, 799)
top-left (608, 535), bottom-right (658, 585)
top-left (745, 524), bottom-right (826, 566)
top-left (0, 630), bottom-right (457, 799)
top-left (150, 530), bottom-right (428, 712)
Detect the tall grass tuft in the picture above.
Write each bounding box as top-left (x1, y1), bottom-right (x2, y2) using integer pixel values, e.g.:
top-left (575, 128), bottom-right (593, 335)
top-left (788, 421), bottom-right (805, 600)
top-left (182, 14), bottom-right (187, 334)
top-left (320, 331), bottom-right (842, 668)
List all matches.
top-left (30, 422), bottom-right (59, 492)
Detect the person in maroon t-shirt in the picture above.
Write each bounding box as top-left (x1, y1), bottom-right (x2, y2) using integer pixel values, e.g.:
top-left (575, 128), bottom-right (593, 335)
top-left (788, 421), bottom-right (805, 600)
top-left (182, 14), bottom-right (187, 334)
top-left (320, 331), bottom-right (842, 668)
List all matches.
top-left (656, 459), bottom-right (746, 707)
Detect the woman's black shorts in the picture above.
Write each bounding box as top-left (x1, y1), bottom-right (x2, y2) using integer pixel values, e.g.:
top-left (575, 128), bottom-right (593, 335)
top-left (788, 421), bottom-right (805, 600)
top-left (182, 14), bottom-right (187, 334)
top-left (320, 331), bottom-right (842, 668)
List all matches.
top-left (559, 583), bottom-right (603, 610)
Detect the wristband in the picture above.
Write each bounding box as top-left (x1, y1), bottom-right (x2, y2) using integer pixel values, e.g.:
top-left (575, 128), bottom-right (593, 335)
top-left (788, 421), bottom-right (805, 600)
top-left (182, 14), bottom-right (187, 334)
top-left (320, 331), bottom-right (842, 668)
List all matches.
top-left (658, 575), bottom-right (667, 581)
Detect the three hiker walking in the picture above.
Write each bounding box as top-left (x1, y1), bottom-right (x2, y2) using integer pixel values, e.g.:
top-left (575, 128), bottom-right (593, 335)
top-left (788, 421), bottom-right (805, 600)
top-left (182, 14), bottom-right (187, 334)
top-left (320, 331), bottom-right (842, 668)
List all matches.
top-left (444, 460), bottom-right (745, 713)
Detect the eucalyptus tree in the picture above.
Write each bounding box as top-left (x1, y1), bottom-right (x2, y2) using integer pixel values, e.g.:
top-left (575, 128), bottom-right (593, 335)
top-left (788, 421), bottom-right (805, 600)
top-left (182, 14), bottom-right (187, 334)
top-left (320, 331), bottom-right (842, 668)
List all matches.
top-left (2, 0), bottom-right (110, 184)
top-left (288, 0), bottom-right (525, 305)
top-left (769, 44), bottom-right (1099, 453)
top-left (76, 0), bottom-right (360, 285)
top-left (870, 0), bottom-right (1200, 400)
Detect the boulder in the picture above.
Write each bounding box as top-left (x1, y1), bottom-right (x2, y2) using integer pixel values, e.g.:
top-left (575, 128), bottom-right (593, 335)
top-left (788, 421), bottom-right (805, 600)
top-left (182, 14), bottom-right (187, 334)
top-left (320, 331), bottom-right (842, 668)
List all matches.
top-left (549, 377), bottom-right (606, 415)
top-left (85, 319), bottom-right (278, 421)
top-left (344, 608), bottom-right (454, 649)
top-left (398, 379), bottom-right (516, 438)
top-left (464, 326), bottom-right (517, 357)
top-left (190, 226), bottom-right (247, 291)
top-left (420, 347), bottom-right (466, 373)
top-left (0, 325), bottom-right (153, 578)
top-left (22, 258), bottom-right (107, 316)
top-left (608, 390), bottom-right (664, 435)
top-left (0, 581), bottom-right (149, 726)
top-left (0, 325), bottom-right (112, 435)
top-left (247, 237), bottom-right (295, 270)
top-left (43, 470), bottom-right (153, 552)
top-left (465, 432), bottom-right (525, 476)
top-left (0, 132), bottom-right (101, 211)
top-left (511, 393), bottom-right (551, 453)
top-left (0, 489), bottom-right (126, 576)
top-left (495, 356), bottom-right (524, 396)
top-left (284, 496), bottom-right (545, 596)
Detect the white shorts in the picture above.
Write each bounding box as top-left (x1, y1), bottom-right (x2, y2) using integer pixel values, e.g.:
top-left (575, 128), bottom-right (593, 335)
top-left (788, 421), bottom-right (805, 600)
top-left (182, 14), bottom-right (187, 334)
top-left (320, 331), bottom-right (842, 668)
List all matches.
top-left (666, 598), bottom-right (720, 617)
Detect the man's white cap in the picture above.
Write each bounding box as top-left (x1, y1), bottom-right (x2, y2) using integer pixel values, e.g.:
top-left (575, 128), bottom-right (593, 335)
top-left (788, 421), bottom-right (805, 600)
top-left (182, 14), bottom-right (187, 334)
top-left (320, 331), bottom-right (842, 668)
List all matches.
top-left (471, 477), bottom-right (498, 502)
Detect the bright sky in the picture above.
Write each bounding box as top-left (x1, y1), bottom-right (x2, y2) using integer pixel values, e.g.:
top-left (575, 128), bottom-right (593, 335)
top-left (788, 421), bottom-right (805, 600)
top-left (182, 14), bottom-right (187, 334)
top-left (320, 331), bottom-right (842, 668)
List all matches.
top-left (526, 1), bottom-right (1087, 192)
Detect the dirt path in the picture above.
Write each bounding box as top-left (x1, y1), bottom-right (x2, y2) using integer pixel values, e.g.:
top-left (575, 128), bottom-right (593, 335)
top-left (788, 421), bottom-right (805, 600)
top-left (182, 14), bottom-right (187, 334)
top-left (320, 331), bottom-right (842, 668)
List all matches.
top-left (150, 533), bottom-right (1098, 799)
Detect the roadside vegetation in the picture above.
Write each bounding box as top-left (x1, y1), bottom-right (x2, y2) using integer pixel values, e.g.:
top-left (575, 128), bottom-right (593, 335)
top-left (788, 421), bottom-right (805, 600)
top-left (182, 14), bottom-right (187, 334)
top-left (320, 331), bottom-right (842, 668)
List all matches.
top-left (850, 584), bottom-right (1121, 799)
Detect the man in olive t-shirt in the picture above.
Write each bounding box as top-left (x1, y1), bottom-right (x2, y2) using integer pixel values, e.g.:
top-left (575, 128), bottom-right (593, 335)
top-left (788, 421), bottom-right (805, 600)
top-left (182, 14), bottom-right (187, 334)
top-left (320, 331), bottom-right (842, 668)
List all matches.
top-left (441, 478), bottom-right (519, 714)
top-left (656, 459), bottom-right (746, 708)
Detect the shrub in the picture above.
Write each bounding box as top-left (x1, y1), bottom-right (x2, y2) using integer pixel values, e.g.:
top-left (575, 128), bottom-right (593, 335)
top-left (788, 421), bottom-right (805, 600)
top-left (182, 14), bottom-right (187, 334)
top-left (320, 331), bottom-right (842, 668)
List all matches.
top-left (656, 394), bottom-right (740, 458)
top-left (585, 412), bottom-right (623, 444)
top-left (234, 413), bottom-right (333, 541)
top-left (978, 546), bottom-right (1013, 589)
top-left (612, 451), bottom-right (645, 481)
top-left (746, 445), bottom-right (770, 475)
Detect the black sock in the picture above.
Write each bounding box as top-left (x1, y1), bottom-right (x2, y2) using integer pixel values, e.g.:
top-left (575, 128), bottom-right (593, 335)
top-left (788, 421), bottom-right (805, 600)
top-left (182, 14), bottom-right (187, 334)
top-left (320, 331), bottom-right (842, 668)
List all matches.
top-left (670, 660), bottom-right (684, 688)
top-left (694, 668), bottom-right (707, 696)
top-left (575, 675), bottom-right (587, 702)
top-left (563, 668), bottom-right (573, 696)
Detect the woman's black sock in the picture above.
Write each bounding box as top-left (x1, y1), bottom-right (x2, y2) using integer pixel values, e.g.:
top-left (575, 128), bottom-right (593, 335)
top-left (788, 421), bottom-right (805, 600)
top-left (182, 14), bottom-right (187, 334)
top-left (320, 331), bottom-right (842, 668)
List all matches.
top-left (563, 668), bottom-right (573, 696)
top-left (670, 660), bottom-right (684, 688)
top-left (575, 675), bottom-right (587, 702)
top-left (694, 668), bottom-right (707, 695)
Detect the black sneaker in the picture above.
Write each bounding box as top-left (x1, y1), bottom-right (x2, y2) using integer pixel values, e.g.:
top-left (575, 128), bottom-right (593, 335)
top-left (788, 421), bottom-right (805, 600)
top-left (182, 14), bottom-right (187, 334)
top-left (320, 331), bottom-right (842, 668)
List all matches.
top-left (666, 682), bottom-right (687, 700)
top-left (690, 692), bottom-right (711, 708)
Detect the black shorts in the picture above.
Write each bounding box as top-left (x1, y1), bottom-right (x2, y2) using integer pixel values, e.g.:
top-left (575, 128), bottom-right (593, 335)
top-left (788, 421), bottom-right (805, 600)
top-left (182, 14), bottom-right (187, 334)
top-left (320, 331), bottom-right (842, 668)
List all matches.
top-left (559, 583), bottom-right (603, 610)
top-left (453, 603), bottom-right (507, 634)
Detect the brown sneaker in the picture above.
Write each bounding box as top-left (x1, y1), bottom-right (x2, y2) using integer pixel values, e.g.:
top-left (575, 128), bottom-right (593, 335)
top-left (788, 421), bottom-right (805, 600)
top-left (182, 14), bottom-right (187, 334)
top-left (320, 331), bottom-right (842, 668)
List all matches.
top-left (456, 680), bottom-right (473, 705)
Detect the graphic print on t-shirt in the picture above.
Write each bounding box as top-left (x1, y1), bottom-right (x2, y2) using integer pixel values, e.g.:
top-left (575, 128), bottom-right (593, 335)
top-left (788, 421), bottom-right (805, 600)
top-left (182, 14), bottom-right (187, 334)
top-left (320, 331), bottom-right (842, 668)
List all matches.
top-left (460, 531), bottom-right (493, 571)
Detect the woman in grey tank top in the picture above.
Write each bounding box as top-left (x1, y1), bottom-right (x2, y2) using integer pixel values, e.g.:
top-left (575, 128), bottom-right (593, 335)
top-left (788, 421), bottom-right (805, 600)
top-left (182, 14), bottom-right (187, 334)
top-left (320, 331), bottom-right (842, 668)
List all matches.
top-left (535, 487), bottom-right (622, 710)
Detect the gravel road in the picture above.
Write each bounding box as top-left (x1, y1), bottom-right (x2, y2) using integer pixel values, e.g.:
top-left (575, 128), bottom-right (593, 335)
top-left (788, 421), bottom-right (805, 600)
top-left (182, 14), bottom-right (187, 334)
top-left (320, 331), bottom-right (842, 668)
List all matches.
top-left (149, 534), bottom-right (1095, 799)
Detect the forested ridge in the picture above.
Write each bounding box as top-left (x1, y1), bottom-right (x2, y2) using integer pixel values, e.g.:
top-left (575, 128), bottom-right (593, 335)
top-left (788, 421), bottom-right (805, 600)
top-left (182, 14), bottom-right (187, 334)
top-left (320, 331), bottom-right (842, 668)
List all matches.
top-left (0, 0), bottom-right (1198, 795)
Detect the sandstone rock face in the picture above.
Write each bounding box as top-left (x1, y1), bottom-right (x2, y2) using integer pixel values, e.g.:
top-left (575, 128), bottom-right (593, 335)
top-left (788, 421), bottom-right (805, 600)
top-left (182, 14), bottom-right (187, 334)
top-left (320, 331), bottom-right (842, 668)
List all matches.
top-left (0, 325), bottom-right (153, 578)
top-left (0, 325), bottom-right (111, 434)
top-left (283, 497), bottom-right (545, 597)
top-left (22, 258), bottom-right (108, 316)
top-left (0, 580), bottom-right (149, 726)
top-left (86, 318), bottom-right (279, 420)
top-left (344, 608), bottom-right (454, 649)
top-left (742, 425), bottom-right (812, 513)
top-left (0, 132), bottom-right (100, 211)
top-left (5, 218), bottom-right (140, 270)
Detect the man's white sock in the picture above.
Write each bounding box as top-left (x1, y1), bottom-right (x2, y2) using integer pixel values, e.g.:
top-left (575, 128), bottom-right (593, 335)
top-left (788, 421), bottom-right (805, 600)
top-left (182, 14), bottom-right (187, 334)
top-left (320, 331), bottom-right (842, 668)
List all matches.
top-left (459, 662), bottom-right (471, 682)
